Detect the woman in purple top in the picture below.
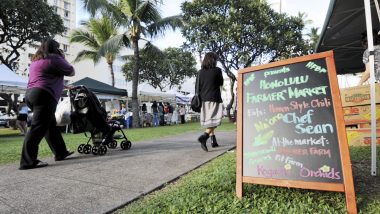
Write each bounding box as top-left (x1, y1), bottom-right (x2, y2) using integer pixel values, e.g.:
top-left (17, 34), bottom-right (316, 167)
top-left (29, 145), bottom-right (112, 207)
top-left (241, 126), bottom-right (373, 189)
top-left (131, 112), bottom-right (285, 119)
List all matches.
top-left (19, 39), bottom-right (75, 170)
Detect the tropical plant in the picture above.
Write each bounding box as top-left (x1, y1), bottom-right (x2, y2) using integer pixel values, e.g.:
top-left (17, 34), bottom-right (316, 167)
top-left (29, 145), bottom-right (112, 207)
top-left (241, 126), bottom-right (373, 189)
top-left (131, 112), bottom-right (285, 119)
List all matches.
top-left (181, 0), bottom-right (309, 121)
top-left (69, 16), bottom-right (120, 86)
top-left (123, 46), bottom-right (197, 91)
top-left (82, 0), bottom-right (182, 128)
top-left (306, 27), bottom-right (320, 52)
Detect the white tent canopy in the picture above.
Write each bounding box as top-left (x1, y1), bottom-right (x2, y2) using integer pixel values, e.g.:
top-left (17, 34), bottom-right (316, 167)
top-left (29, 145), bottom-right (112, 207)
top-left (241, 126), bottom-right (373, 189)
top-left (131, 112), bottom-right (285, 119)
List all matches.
top-left (127, 83), bottom-right (179, 103)
top-left (0, 64), bottom-right (27, 93)
top-left (138, 90), bottom-right (176, 102)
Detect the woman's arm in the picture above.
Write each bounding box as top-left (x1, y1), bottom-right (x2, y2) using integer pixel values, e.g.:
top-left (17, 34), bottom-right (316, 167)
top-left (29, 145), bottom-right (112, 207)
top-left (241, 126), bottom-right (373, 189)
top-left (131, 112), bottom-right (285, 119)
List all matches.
top-left (358, 63), bottom-right (370, 85)
top-left (51, 55), bottom-right (75, 76)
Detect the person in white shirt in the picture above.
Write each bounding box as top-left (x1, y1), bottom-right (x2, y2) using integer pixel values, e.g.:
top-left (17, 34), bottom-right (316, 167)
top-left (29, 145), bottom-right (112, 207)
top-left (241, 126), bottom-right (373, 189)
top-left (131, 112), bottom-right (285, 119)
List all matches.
top-left (16, 99), bottom-right (29, 136)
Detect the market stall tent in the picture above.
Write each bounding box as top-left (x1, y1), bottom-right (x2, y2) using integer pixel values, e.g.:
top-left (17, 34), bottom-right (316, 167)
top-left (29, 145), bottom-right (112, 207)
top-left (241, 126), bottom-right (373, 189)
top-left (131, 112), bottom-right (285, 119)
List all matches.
top-left (317, 0), bottom-right (378, 176)
top-left (0, 64), bottom-right (27, 93)
top-left (316, 0), bottom-right (380, 75)
top-left (138, 90), bottom-right (175, 103)
top-left (70, 77), bottom-right (128, 99)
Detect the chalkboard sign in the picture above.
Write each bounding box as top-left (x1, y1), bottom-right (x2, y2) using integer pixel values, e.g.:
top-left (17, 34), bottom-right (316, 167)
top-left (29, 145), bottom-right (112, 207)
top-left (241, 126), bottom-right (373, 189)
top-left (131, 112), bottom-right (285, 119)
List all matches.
top-left (236, 51), bottom-right (357, 213)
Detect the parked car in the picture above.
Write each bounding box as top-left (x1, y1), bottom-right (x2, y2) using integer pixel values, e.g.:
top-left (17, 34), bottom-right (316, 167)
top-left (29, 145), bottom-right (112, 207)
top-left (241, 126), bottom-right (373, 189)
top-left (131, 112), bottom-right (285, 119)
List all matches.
top-left (0, 113), bottom-right (9, 128)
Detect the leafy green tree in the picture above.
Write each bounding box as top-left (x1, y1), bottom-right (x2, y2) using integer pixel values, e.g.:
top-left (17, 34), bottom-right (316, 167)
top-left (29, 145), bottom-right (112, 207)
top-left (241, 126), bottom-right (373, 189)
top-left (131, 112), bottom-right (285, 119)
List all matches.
top-left (123, 46), bottom-right (197, 91)
top-left (0, 0), bottom-right (64, 70)
top-left (83, 0), bottom-right (182, 127)
top-left (70, 16), bottom-right (121, 86)
top-left (0, 0), bottom-right (64, 115)
top-left (181, 0), bottom-right (309, 120)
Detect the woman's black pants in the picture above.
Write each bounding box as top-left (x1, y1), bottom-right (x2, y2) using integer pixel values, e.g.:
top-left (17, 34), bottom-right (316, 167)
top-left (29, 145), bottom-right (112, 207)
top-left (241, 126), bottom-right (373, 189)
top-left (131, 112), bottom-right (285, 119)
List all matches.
top-left (20, 88), bottom-right (68, 168)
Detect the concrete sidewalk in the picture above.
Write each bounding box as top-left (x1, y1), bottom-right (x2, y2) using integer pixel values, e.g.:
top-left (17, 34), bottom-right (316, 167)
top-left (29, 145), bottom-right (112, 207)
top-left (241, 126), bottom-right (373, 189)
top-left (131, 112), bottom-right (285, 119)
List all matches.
top-left (0, 131), bottom-right (236, 214)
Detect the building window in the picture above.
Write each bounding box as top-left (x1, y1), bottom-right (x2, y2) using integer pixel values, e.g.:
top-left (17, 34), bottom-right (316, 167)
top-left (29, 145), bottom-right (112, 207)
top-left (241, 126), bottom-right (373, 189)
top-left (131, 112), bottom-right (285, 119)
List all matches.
top-left (64, 1), bottom-right (70, 10)
top-left (53, 6), bottom-right (58, 13)
top-left (63, 44), bottom-right (68, 52)
top-left (64, 19), bottom-right (70, 28)
top-left (64, 10), bottom-right (69, 18)
top-left (63, 27), bottom-right (68, 35)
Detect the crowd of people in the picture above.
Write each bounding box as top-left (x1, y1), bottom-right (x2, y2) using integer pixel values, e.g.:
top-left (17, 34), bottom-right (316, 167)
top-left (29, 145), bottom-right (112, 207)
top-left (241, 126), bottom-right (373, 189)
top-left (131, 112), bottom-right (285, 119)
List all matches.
top-left (114, 101), bottom-right (189, 128)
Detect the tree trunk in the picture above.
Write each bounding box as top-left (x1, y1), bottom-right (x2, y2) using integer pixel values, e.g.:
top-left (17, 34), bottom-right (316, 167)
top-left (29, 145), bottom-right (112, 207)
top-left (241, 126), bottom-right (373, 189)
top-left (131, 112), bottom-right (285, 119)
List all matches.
top-left (108, 62), bottom-right (115, 87)
top-left (131, 39), bottom-right (141, 128)
top-left (0, 93), bottom-right (18, 115)
top-left (220, 63), bottom-right (237, 122)
top-left (226, 79), bottom-right (236, 122)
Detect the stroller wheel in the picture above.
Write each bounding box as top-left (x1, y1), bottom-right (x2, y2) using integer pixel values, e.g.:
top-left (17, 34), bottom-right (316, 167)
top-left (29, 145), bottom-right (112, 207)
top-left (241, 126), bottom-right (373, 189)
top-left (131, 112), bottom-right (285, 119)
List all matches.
top-left (107, 140), bottom-right (117, 149)
top-left (83, 144), bottom-right (92, 154)
top-left (78, 144), bottom-right (85, 153)
top-left (92, 145), bottom-right (99, 155)
top-left (120, 140), bottom-right (132, 150)
top-left (98, 145), bottom-right (107, 155)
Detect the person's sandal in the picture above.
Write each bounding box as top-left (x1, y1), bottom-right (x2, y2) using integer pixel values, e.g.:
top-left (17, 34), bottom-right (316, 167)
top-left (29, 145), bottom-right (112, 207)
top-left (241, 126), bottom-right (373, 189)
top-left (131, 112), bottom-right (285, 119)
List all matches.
top-left (55, 151), bottom-right (74, 161)
top-left (19, 160), bottom-right (48, 170)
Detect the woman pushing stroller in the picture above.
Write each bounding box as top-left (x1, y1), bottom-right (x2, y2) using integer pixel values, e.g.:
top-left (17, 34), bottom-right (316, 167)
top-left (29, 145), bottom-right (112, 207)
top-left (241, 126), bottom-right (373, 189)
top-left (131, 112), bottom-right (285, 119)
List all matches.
top-left (19, 38), bottom-right (75, 170)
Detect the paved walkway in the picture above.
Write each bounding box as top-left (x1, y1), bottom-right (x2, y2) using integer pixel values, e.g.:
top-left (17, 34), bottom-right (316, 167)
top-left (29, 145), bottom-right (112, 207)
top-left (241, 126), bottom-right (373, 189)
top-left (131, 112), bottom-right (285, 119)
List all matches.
top-left (0, 131), bottom-right (236, 214)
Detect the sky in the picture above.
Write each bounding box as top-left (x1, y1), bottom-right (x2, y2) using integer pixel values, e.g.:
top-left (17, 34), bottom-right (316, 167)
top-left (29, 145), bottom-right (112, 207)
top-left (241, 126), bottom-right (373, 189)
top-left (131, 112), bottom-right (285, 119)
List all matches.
top-left (76, 0), bottom-right (331, 50)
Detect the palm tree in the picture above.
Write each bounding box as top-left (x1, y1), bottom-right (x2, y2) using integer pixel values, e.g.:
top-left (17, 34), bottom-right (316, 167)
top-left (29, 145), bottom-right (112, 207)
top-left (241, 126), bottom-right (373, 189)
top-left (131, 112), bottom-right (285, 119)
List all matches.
top-left (69, 16), bottom-right (120, 86)
top-left (307, 27), bottom-right (320, 51)
top-left (83, 0), bottom-right (182, 128)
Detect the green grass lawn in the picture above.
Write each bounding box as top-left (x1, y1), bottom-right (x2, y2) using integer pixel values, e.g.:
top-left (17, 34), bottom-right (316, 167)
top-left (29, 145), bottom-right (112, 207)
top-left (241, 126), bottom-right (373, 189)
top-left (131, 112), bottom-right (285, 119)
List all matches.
top-left (116, 146), bottom-right (380, 214)
top-left (0, 119), bottom-right (236, 165)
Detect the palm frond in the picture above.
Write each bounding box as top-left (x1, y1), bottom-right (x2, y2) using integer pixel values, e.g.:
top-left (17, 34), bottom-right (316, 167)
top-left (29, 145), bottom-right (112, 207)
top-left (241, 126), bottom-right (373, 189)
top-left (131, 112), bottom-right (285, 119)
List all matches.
top-left (147, 15), bottom-right (183, 37)
top-left (69, 30), bottom-right (100, 50)
top-left (87, 17), bottom-right (118, 44)
top-left (121, 54), bottom-right (134, 61)
top-left (98, 34), bottom-right (129, 57)
top-left (142, 42), bottom-right (164, 57)
top-left (103, 2), bottom-right (130, 26)
top-left (73, 50), bottom-right (100, 64)
top-left (120, 0), bottom-right (136, 17)
top-left (135, 1), bottom-right (161, 24)
top-left (82, 0), bottom-right (109, 16)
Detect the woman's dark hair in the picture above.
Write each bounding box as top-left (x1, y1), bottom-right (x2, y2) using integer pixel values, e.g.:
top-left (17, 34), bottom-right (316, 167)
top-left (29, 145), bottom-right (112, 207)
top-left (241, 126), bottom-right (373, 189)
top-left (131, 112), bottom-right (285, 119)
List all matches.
top-left (201, 52), bottom-right (218, 69)
top-left (32, 38), bottom-right (61, 61)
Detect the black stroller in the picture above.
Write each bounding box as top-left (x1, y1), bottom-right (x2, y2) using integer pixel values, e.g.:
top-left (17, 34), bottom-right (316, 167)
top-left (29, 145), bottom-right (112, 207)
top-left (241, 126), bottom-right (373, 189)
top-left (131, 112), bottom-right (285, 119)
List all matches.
top-left (69, 85), bottom-right (132, 155)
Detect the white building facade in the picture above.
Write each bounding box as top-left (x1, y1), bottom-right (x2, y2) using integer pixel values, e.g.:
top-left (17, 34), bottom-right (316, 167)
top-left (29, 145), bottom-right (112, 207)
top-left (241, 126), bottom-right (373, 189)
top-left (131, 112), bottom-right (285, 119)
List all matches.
top-left (16, 0), bottom-right (77, 76)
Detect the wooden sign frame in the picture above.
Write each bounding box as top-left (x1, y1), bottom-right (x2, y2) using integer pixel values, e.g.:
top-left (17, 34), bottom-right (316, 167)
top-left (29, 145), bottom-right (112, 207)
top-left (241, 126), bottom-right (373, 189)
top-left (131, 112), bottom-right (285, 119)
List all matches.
top-left (236, 51), bottom-right (357, 214)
